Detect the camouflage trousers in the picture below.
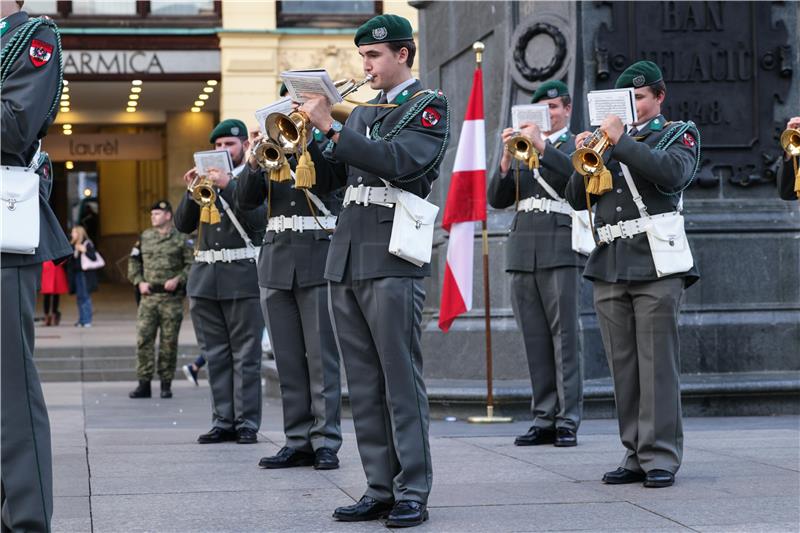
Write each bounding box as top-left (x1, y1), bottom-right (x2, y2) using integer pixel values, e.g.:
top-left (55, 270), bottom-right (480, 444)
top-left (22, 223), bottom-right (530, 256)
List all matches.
top-left (135, 293), bottom-right (184, 380)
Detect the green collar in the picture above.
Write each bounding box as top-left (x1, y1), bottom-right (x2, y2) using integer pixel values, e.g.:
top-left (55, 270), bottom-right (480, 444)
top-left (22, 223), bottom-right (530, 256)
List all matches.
top-left (392, 88), bottom-right (413, 105)
top-left (649, 116), bottom-right (665, 132)
top-left (0, 19), bottom-right (9, 38)
top-left (558, 132), bottom-right (569, 142)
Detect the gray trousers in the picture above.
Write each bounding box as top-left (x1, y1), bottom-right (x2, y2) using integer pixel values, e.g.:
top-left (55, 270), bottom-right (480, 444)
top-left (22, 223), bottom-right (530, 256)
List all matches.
top-left (509, 268), bottom-right (583, 431)
top-left (190, 297), bottom-right (264, 431)
top-left (1, 264), bottom-right (52, 532)
top-left (328, 274), bottom-right (431, 504)
top-left (262, 284), bottom-right (342, 452)
top-left (593, 278), bottom-right (684, 474)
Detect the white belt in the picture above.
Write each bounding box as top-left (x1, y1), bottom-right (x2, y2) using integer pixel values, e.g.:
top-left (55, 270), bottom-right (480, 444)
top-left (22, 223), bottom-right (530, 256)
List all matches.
top-left (267, 215), bottom-right (337, 233)
top-left (195, 247), bottom-right (258, 264)
top-left (596, 211), bottom-right (679, 244)
top-left (342, 184), bottom-right (398, 208)
top-left (517, 196), bottom-right (573, 216)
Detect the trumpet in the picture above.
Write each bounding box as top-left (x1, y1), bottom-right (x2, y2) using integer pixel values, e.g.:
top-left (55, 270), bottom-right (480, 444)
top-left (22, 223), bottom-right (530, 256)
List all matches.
top-left (780, 128), bottom-right (800, 157)
top-left (572, 129), bottom-right (612, 176)
top-left (264, 74), bottom-right (374, 157)
top-left (188, 174), bottom-right (220, 224)
top-left (252, 138), bottom-right (287, 172)
top-left (505, 132), bottom-right (539, 169)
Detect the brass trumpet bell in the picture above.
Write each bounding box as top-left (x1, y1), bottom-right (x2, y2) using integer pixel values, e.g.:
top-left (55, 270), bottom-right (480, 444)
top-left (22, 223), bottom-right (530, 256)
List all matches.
top-left (252, 138), bottom-right (286, 171)
top-left (781, 128), bottom-right (800, 157)
top-left (265, 111), bottom-right (310, 155)
top-left (572, 129), bottom-right (612, 176)
top-left (189, 175), bottom-right (216, 207)
top-left (505, 133), bottom-right (539, 168)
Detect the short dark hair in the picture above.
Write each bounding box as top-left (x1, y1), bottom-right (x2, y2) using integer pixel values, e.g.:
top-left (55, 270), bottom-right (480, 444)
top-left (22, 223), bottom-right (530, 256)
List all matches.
top-left (16, 1), bottom-right (24, 8)
top-left (386, 40), bottom-right (416, 68)
top-left (559, 95), bottom-right (572, 107)
top-left (647, 80), bottom-right (666, 99)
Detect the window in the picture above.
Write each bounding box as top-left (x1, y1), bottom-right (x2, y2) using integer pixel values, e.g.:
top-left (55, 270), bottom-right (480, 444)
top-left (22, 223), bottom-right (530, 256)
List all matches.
top-left (149, 0), bottom-right (215, 16)
top-left (71, 1), bottom-right (138, 16)
top-left (20, 1), bottom-right (58, 14)
top-left (277, 0), bottom-right (381, 28)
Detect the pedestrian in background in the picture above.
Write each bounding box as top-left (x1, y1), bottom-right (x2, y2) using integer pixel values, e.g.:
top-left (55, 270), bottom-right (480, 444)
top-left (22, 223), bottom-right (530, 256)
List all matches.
top-left (67, 225), bottom-right (98, 328)
top-left (40, 259), bottom-right (68, 326)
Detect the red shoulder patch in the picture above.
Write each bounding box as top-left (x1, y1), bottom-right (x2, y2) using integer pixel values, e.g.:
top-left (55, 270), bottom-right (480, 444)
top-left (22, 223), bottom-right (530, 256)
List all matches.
top-left (421, 107), bottom-right (440, 128)
top-left (682, 132), bottom-right (696, 148)
top-left (29, 39), bottom-right (54, 68)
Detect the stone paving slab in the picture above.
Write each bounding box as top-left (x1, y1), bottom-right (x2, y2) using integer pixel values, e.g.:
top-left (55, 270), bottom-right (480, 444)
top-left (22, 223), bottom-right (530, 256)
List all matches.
top-left (44, 382), bottom-right (800, 533)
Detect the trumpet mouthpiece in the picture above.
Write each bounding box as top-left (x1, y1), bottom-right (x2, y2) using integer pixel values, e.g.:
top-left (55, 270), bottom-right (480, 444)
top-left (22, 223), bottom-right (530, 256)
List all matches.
top-left (365, 74), bottom-right (374, 81)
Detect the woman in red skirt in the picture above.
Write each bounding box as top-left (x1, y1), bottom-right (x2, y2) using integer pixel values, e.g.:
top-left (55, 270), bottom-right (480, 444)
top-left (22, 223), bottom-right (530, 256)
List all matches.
top-left (41, 260), bottom-right (68, 326)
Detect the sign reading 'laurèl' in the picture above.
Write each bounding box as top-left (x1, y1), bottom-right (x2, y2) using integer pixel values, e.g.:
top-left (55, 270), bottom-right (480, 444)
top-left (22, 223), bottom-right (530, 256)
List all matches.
top-left (63, 50), bottom-right (220, 76)
top-left (44, 133), bottom-right (164, 161)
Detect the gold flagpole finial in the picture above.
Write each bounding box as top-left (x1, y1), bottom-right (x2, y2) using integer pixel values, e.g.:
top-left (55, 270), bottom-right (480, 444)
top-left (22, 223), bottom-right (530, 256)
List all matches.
top-left (473, 41), bottom-right (485, 66)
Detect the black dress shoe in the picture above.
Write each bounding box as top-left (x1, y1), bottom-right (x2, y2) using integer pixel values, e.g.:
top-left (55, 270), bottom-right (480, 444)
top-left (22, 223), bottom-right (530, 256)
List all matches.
top-left (644, 469), bottom-right (675, 488)
top-left (258, 446), bottom-right (315, 469)
top-left (602, 467), bottom-right (646, 484)
top-left (236, 427), bottom-right (258, 444)
top-left (160, 380), bottom-right (172, 399)
top-left (385, 500), bottom-right (429, 528)
top-left (554, 427), bottom-right (577, 447)
top-left (332, 496), bottom-right (394, 522)
top-left (197, 427), bottom-right (237, 444)
top-left (314, 447), bottom-right (339, 470)
top-left (514, 426), bottom-right (556, 446)
top-left (128, 380), bottom-right (151, 399)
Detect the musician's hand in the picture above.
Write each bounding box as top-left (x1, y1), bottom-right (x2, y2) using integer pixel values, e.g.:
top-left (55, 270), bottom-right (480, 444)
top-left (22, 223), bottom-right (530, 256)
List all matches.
top-left (164, 277), bottom-right (180, 292)
top-left (182, 167), bottom-right (198, 186)
top-left (207, 167), bottom-right (231, 189)
top-left (500, 128), bottom-right (515, 174)
top-left (247, 130), bottom-right (261, 169)
top-left (138, 282), bottom-right (151, 295)
top-left (575, 131), bottom-right (593, 148)
top-left (787, 116), bottom-right (800, 130)
top-left (520, 122), bottom-right (546, 153)
top-left (299, 93), bottom-right (333, 133)
top-left (600, 115), bottom-right (625, 145)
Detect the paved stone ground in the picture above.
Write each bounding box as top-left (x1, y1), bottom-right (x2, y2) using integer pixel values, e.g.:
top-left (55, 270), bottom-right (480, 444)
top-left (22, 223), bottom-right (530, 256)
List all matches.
top-left (45, 381), bottom-right (799, 533)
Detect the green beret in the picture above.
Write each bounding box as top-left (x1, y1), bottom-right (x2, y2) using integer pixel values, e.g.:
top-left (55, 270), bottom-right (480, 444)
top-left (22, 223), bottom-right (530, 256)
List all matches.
top-left (209, 119), bottom-right (247, 143)
top-left (279, 82), bottom-right (288, 97)
top-left (354, 14), bottom-right (413, 46)
top-left (615, 60), bottom-right (663, 89)
top-left (531, 80), bottom-right (569, 103)
top-left (151, 199), bottom-right (172, 213)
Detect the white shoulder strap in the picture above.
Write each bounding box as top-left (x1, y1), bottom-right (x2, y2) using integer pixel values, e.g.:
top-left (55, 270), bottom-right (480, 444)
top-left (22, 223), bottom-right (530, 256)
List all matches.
top-left (28, 140), bottom-right (43, 170)
top-left (618, 163), bottom-right (649, 218)
top-left (304, 189), bottom-right (332, 217)
top-left (532, 168), bottom-right (565, 203)
top-left (217, 194), bottom-right (255, 249)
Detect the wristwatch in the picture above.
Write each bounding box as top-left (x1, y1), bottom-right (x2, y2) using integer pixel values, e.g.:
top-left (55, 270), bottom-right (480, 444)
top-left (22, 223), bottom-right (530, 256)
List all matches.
top-left (325, 120), bottom-right (343, 139)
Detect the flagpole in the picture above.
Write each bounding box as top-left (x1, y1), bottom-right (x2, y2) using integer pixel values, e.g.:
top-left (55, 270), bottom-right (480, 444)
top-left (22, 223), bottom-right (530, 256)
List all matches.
top-left (468, 41), bottom-right (512, 424)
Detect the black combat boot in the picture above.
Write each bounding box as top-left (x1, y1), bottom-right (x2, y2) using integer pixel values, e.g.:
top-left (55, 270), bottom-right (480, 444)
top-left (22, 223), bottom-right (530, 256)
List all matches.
top-left (160, 380), bottom-right (172, 399)
top-left (129, 380), bottom-right (151, 399)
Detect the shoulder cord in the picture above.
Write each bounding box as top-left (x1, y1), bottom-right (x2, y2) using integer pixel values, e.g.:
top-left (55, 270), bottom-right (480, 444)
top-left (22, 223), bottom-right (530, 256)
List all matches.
top-left (369, 91), bottom-right (451, 185)
top-left (1, 17), bottom-right (63, 127)
top-left (652, 120), bottom-right (701, 196)
top-left (217, 194), bottom-right (255, 249)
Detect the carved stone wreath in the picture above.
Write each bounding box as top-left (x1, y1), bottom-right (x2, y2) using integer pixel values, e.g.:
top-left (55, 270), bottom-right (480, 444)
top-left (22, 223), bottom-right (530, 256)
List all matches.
top-left (512, 22), bottom-right (567, 83)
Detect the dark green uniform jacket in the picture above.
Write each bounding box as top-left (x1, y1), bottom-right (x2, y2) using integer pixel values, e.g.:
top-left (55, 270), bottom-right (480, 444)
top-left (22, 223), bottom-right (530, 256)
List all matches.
top-left (565, 115), bottom-right (700, 287)
top-left (1, 12), bottom-right (71, 267)
top-left (235, 163), bottom-right (340, 290)
top-left (488, 133), bottom-right (586, 272)
top-left (174, 176), bottom-right (266, 300)
top-left (308, 79), bottom-right (450, 282)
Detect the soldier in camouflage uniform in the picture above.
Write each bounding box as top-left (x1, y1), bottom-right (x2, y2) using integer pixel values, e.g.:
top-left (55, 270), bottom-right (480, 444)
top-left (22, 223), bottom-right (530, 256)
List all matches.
top-left (127, 200), bottom-right (194, 399)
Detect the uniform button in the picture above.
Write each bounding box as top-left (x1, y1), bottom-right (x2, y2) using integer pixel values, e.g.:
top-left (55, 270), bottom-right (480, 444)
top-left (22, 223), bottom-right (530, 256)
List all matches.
top-left (616, 206), bottom-right (622, 212)
top-left (290, 201), bottom-right (296, 207)
top-left (216, 227), bottom-right (221, 232)
top-left (616, 188), bottom-right (623, 194)
top-left (215, 242), bottom-right (220, 246)
top-left (618, 172), bottom-right (623, 177)
top-left (357, 176), bottom-right (363, 183)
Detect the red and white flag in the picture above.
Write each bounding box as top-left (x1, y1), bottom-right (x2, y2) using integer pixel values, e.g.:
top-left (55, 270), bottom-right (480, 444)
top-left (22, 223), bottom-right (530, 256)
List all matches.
top-left (438, 66), bottom-right (486, 332)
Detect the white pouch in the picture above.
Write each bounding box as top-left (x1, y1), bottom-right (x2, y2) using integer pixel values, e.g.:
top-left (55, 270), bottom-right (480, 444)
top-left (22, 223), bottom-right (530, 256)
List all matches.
top-left (0, 165), bottom-right (40, 254)
top-left (571, 209), bottom-right (595, 256)
top-left (644, 212), bottom-right (693, 277)
top-left (388, 188), bottom-right (440, 267)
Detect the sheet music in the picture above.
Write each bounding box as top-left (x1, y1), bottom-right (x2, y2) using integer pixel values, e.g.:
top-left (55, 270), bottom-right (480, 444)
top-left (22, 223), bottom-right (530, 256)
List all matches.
top-left (512, 104), bottom-right (551, 132)
top-left (280, 69), bottom-right (342, 104)
top-left (193, 149), bottom-right (233, 176)
top-left (254, 97), bottom-right (294, 134)
top-left (587, 88), bottom-right (637, 126)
